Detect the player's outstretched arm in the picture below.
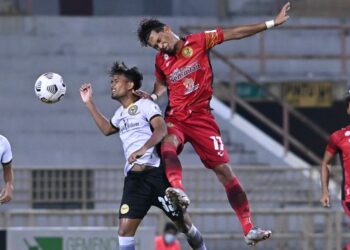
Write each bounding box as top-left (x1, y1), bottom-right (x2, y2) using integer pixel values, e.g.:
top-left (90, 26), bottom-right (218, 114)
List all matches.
top-left (320, 151), bottom-right (334, 208)
top-left (133, 79), bottom-right (167, 101)
top-left (0, 162), bottom-right (14, 204)
top-left (80, 83), bottom-right (118, 136)
top-left (222, 2), bottom-right (290, 41)
top-left (128, 116), bottom-right (167, 164)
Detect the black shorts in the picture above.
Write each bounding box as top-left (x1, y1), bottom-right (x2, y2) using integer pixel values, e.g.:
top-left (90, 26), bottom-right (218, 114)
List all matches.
top-left (119, 166), bottom-right (182, 221)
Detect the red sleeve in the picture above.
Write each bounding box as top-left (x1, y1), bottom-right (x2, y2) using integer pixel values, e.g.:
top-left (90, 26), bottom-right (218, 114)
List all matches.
top-left (204, 27), bottom-right (224, 50)
top-left (154, 55), bottom-right (166, 81)
top-left (326, 132), bottom-right (339, 155)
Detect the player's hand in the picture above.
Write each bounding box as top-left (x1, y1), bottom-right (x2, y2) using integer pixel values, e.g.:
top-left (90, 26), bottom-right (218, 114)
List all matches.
top-left (80, 83), bottom-right (93, 104)
top-left (128, 147), bottom-right (147, 164)
top-left (274, 2), bottom-right (290, 26)
top-left (132, 89), bottom-right (151, 99)
top-left (0, 183), bottom-right (13, 204)
top-left (320, 192), bottom-right (330, 208)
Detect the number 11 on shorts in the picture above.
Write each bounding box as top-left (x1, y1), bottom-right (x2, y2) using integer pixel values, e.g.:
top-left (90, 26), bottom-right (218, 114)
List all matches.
top-left (210, 136), bottom-right (224, 150)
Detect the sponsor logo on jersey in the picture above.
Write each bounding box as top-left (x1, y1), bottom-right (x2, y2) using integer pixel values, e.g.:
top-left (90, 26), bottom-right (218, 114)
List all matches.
top-left (345, 131), bottom-right (350, 136)
top-left (181, 46), bottom-right (193, 58)
top-left (169, 61), bottom-right (201, 83)
top-left (183, 78), bottom-right (199, 95)
top-left (128, 105), bottom-right (138, 115)
top-left (120, 119), bottom-right (140, 134)
top-left (120, 204), bottom-right (129, 214)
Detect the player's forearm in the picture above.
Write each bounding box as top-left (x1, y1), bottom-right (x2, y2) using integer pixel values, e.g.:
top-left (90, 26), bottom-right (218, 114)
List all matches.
top-left (142, 126), bottom-right (167, 151)
top-left (320, 163), bottom-right (330, 194)
top-left (85, 101), bottom-right (112, 136)
top-left (3, 164), bottom-right (13, 186)
top-left (152, 80), bottom-right (167, 98)
top-left (223, 23), bottom-right (267, 41)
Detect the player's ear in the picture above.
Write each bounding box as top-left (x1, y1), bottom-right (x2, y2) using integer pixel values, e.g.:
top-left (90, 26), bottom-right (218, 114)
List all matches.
top-left (128, 81), bottom-right (135, 91)
top-left (164, 25), bottom-right (171, 33)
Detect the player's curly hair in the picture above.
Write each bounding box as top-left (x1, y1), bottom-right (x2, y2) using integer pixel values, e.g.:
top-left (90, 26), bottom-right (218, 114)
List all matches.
top-left (137, 18), bottom-right (166, 47)
top-left (109, 61), bottom-right (143, 90)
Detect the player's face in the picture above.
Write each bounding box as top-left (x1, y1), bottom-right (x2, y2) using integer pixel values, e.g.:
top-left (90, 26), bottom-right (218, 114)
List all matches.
top-left (148, 27), bottom-right (179, 55)
top-left (111, 74), bottom-right (132, 100)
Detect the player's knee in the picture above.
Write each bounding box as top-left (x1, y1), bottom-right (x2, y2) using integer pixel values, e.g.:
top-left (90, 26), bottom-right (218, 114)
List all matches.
top-left (162, 134), bottom-right (179, 147)
top-left (118, 227), bottom-right (134, 237)
top-left (213, 163), bottom-right (235, 184)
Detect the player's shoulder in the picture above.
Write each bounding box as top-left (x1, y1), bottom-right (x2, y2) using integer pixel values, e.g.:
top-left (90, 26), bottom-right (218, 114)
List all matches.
top-left (111, 106), bottom-right (123, 120)
top-left (186, 32), bottom-right (204, 41)
top-left (138, 98), bottom-right (158, 108)
top-left (137, 98), bottom-right (162, 116)
top-left (155, 52), bottom-right (165, 63)
top-left (115, 106), bottom-right (123, 115)
top-left (0, 134), bottom-right (10, 145)
top-left (330, 127), bottom-right (350, 140)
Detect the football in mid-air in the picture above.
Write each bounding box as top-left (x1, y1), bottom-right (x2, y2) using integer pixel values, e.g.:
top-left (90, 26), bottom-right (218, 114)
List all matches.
top-left (34, 72), bottom-right (66, 103)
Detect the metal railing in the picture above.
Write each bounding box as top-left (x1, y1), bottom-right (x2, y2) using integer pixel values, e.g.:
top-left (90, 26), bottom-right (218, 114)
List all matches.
top-left (180, 25), bottom-right (349, 165)
top-left (2, 166), bottom-right (341, 208)
top-left (182, 25), bottom-right (350, 76)
top-left (0, 208), bottom-right (349, 250)
top-left (0, 165), bottom-right (346, 249)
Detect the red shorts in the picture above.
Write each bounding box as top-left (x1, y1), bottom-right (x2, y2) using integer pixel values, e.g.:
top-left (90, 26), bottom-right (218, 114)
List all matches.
top-left (342, 201), bottom-right (350, 218)
top-left (165, 111), bottom-right (229, 169)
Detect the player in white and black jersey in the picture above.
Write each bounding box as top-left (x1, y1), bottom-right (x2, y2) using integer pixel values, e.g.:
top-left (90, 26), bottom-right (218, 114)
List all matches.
top-left (80, 61), bottom-right (207, 250)
top-left (0, 134), bottom-right (14, 204)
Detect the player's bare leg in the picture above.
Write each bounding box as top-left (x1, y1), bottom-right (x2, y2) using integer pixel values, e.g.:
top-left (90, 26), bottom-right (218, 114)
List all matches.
top-left (118, 218), bottom-right (142, 250)
top-left (212, 163), bottom-right (271, 246)
top-left (161, 134), bottom-right (190, 208)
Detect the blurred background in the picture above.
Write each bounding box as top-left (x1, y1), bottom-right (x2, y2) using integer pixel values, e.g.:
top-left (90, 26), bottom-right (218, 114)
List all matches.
top-left (0, 0), bottom-right (350, 249)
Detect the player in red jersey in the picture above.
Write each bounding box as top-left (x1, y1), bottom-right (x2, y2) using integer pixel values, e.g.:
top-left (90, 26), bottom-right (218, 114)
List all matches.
top-left (320, 92), bottom-right (350, 217)
top-left (136, 2), bottom-right (290, 246)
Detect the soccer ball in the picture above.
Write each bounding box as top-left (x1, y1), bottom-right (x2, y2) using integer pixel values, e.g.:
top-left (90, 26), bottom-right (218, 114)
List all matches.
top-left (34, 72), bottom-right (66, 103)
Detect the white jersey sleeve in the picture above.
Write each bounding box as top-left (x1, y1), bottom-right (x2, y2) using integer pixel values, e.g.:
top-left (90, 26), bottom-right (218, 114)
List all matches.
top-left (110, 109), bottom-right (122, 130)
top-left (140, 99), bottom-right (162, 121)
top-left (0, 135), bottom-right (13, 165)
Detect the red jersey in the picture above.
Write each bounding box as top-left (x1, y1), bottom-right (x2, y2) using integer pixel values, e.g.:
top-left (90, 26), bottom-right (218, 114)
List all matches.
top-left (155, 28), bottom-right (224, 120)
top-left (326, 125), bottom-right (350, 201)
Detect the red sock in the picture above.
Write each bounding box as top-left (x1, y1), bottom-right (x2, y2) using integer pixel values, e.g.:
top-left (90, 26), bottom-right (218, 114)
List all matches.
top-left (224, 177), bottom-right (253, 235)
top-left (161, 142), bottom-right (185, 191)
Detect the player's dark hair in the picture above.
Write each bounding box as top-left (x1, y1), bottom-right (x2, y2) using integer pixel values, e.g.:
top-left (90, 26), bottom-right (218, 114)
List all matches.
top-left (344, 88), bottom-right (350, 105)
top-left (109, 61), bottom-right (143, 90)
top-left (164, 222), bottom-right (178, 233)
top-left (137, 18), bottom-right (166, 47)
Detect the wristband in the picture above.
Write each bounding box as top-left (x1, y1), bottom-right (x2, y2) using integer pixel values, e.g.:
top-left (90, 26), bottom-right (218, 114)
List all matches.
top-left (150, 93), bottom-right (158, 101)
top-left (265, 20), bottom-right (275, 29)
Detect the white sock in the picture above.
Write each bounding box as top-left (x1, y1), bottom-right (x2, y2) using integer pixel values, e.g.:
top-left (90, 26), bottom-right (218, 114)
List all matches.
top-left (118, 236), bottom-right (135, 250)
top-left (185, 225), bottom-right (207, 250)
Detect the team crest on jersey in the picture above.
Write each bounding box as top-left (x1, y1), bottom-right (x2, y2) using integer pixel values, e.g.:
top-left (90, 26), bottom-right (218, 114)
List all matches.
top-left (120, 204), bottom-right (129, 214)
top-left (128, 105), bottom-right (138, 115)
top-left (182, 46), bottom-right (193, 58)
top-left (163, 54), bottom-right (169, 60)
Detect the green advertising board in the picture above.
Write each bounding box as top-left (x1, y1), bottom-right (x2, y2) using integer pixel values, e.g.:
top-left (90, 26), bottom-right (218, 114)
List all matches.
top-left (236, 82), bottom-right (266, 99)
